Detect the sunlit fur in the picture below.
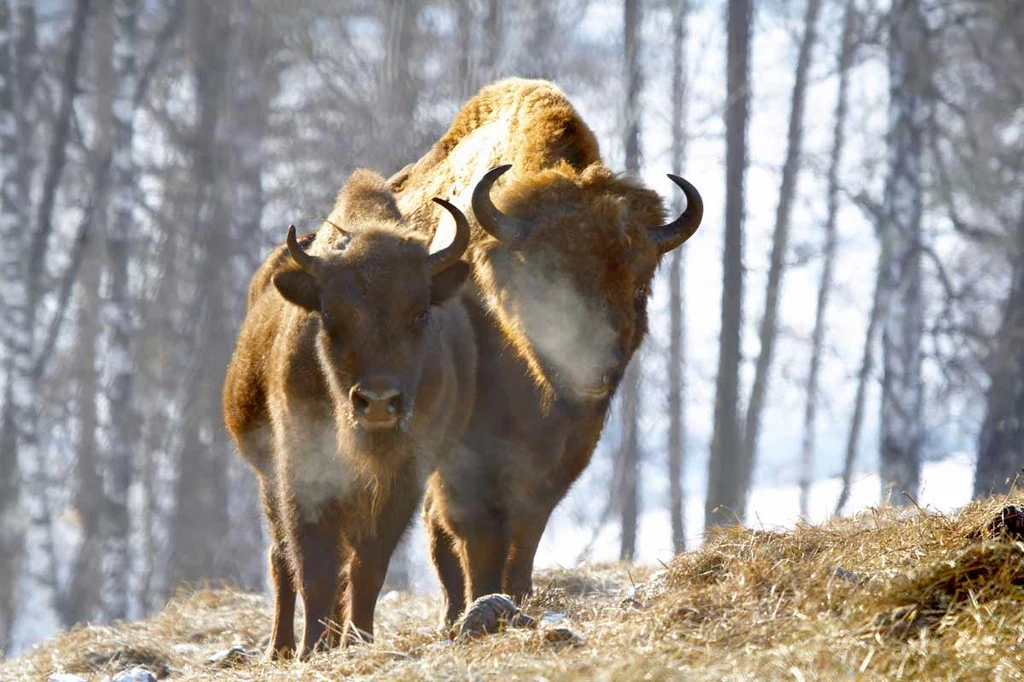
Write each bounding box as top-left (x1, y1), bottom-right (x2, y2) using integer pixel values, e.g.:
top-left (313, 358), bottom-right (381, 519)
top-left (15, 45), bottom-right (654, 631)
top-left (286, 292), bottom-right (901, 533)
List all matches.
top-left (390, 78), bottom-right (694, 627)
top-left (223, 170), bottom-right (475, 658)
top-left (392, 80), bottom-right (667, 402)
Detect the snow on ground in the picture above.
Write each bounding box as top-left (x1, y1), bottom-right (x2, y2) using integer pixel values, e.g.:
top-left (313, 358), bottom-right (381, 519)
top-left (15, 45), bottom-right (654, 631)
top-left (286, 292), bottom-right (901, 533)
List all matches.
top-left (535, 452), bottom-right (977, 570)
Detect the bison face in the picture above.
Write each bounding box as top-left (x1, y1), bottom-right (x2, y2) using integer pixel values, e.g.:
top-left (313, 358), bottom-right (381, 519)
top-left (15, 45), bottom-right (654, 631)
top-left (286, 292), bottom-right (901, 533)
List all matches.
top-left (474, 210), bottom-right (657, 405)
top-left (471, 165), bottom-right (702, 404)
top-left (273, 196), bottom-right (470, 436)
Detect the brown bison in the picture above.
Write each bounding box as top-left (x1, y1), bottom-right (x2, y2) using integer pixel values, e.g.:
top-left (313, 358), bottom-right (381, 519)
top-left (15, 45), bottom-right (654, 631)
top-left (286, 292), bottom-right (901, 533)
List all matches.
top-left (222, 170), bottom-right (477, 658)
top-left (389, 78), bottom-right (703, 626)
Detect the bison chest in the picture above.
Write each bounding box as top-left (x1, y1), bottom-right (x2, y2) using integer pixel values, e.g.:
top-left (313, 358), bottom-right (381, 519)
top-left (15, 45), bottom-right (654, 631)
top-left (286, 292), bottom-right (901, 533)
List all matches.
top-left (271, 408), bottom-right (364, 520)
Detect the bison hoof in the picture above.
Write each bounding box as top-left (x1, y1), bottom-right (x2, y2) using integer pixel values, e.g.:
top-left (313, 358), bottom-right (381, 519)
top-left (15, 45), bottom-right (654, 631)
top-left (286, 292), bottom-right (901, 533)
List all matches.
top-left (451, 593), bottom-right (536, 642)
top-left (264, 643), bottom-right (294, 662)
top-left (986, 505), bottom-right (1024, 541)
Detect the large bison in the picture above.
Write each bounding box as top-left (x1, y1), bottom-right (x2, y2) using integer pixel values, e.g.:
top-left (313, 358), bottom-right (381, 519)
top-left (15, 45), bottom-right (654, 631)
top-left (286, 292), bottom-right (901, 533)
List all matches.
top-left (388, 78), bottom-right (703, 626)
top-left (222, 170), bottom-right (477, 658)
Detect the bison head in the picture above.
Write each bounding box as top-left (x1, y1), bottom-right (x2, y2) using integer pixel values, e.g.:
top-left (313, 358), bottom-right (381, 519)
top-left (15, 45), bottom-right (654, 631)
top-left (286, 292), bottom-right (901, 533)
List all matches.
top-left (272, 171), bottom-right (470, 433)
top-left (470, 164), bottom-right (702, 405)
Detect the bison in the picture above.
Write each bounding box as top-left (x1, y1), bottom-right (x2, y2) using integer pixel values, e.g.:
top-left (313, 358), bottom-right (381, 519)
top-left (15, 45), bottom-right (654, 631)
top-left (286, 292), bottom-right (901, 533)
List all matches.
top-left (388, 78), bottom-right (703, 626)
top-left (222, 170), bottom-right (477, 658)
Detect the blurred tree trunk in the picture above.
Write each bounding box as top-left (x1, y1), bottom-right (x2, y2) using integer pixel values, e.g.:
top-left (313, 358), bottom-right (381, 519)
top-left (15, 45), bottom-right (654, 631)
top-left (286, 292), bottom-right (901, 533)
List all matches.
top-left (225, 0), bottom-right (272, 592)
top-left (136, 192), bottom-right (180, 612)
top-left (64, 231), bottom-right (106, 628)
top-left (667, 0), bottom-right (689, 554)
top-left (800, 0), bottom-right (855, 517)
top-left (523, 0), bottom-right (554, 78)
top-left (456, 0), bottom-right (476, 100)
top-left (835, 260), bottom-right (884, 515)
top-left (0, 0), bottom-right (23, 655)
top-left (1, 0), bottom-right (91, 645)
top-left (13, 0), bottom-right (36, 214)
top-left (617, 0), bottom-right (642, 562)
top-left (62, 0), bottom-right (116, 627)
top-left (480, 0), bottom-right (502, 82)
top-left (102, 0), bottom-right (138, 621)
top-left (741, 0), bottom-right (822, 509)
top-left (706, 0), bottom-right (751, 529)
top-left (879, 0), bottom-right (927, 506)
top-left (168, 0), bottom-right (233, 590)
top-left (974, 194), bottom-right (1024, 497)
top-left (129, 0), bottom-right (185, 613)
top-left (380, 0), bottom-right (418, 173)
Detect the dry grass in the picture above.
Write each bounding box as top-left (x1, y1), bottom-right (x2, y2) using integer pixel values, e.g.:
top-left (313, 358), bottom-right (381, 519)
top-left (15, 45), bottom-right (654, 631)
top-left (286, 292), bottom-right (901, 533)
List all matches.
top-left (6, 495), bottom-right (1024, 681)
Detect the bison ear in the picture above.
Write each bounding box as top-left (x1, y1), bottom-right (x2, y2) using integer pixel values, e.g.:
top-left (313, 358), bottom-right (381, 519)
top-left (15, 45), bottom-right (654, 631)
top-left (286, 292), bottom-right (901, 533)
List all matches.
top-left (430, 261), bottom-right (470, 305)
top-left (273, 268), bottom-right (321, 311)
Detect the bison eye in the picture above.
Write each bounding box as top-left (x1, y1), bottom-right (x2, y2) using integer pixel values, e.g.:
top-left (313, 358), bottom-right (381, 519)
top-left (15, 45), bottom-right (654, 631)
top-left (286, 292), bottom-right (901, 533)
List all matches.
top-left (320, 308), bottom-right (340, 331)
top-left (635, 285), bottom-right (646, 301)
top-left (413, 310), bottom-right (429, 327)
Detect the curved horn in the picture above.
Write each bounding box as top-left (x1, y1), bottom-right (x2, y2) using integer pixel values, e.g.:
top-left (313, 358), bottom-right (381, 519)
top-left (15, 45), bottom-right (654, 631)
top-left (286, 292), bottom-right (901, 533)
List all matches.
top-left (650, 175), bottom-right (703, 254)
top-left (286, 224), bottom-right (322, 278)
top-left (426, 198), bottom-right (471, 275)
top-left (471, 164), bottom-right (532, 244)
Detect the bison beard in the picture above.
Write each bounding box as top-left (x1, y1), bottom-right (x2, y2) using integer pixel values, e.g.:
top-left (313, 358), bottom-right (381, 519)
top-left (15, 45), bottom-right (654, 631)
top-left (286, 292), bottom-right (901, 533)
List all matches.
top-left (223, 169), bottom-right (477, 659)
top-left (391, 79), bottom-right (703, 627)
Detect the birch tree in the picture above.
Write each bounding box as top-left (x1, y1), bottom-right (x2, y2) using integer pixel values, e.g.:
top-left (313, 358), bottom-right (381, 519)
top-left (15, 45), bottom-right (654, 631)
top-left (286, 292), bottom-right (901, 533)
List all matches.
top-left (706, 0), bottom-right (752, 529)
top-left (100, 0), bottom-right (139, 621)
top-left (879, 0), bottom-right (928, 505)
top-left (666, 0), bottom-right (690, 553)
top-left (2, 0), bottom-right (91, 644)
top-left (168, 0), bottom-right (233, 589)
top-left (969, 5), bottom-right (1024, 497)
top-left (801, 0), bottom-right (857, 517)
top-left (615, 0), bottom-right (643, 562)
top-left (61, 0), bottom-right (116, 627)
top-left (0, 0), bottom-right (23, 655)
top-left (974, 196), bottom-right (1024, 496)
top-left (741, 0), bottom-right (823, 510)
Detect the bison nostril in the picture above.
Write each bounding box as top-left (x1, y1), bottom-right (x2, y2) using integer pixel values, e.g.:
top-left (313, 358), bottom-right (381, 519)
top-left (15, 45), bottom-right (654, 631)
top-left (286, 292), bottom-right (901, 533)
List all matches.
top-left (350, 382), bottom-right (403, 422)
top-left (351, 391), bottom-right (371, 415)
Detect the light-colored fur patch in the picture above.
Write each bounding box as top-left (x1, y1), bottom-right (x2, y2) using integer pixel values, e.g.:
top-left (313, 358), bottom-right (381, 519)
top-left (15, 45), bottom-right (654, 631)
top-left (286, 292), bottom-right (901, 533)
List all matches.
top-left (273, 402), bottom-right (362, 521)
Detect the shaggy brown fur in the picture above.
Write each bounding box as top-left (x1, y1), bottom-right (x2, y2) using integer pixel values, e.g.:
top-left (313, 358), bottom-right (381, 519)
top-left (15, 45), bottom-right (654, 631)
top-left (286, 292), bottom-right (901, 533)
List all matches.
top-left (223, 170), bottom-right (476, 659)
top-left (388, 79), bottom-right (703, 626)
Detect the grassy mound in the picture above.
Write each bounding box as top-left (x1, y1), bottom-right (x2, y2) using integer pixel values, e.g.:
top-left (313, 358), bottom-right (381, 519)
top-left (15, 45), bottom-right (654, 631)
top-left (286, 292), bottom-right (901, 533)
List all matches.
top-left (5, 495), bottom-right (1024, 681)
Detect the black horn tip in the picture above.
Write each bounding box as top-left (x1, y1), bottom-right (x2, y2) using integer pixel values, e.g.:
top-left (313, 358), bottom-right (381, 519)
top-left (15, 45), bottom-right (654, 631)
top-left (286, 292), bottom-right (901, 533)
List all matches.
top-left (426, 197), bottom-right (470, 275)
top-left (667, 174), bottom-right (703, 213)
top-left (667, 173), bottom-right (699, 197)
top-left (431, 198), bottom-right (470, 230)
top-left (486, 164), bottom-right (513, 180)
top-left (650, 174), bottom-right (703, 254)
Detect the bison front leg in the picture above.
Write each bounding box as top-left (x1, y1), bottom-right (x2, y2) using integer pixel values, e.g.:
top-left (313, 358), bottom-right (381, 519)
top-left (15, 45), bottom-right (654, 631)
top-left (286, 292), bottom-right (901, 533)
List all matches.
top-left (294, 499), bottom-right (346, 659)
top-left (267, 543), bottom-right (297, 659)
top-left (344, 478), bottom-right (422, 644)
top-left (426, 515), bottom-right (466, 629)
top-left (326, 567), bottom-right (351, 649)
top-left (461, 524), bottom-right (509, 602)
top-left (424, 489), bottom-right (466, 629)
top-left (260, 484), bottom-right (297, 660)
top-left (505, 515), bottom-right (550, 603)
